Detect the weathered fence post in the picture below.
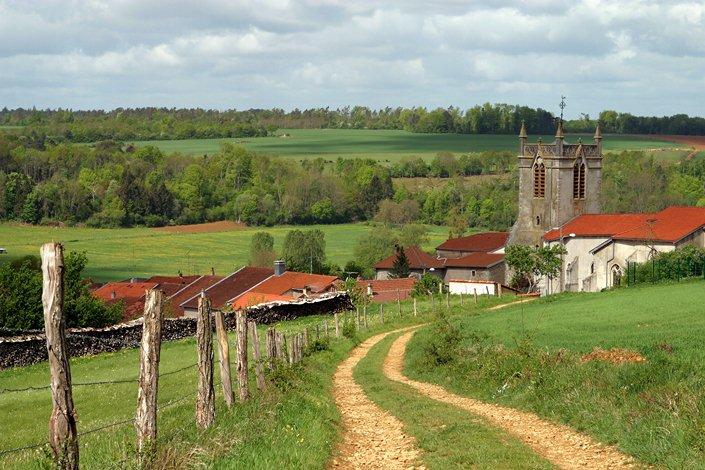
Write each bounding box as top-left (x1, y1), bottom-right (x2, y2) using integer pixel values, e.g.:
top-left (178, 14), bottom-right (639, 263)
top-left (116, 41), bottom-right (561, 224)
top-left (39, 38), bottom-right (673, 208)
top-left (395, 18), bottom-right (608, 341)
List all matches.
top-left (380, 304), bottom-right (384, 324)
top-left (315, 324), bottom-right (320, 340)
top-left (266, 328), bottom-right (277, 369)
top-left (474, 291), bottom-right (478, 304)
top-left (196, 293), bottom-right (215, 429)
top-left (334, 312), bottom-right (340, 338)
top-left (324, 319), bottom-right (329, 338)
top-left (363, 305), bottom-right (369, 329)
top-left (413, 297), bottom-right (417, 316)
top-left (248, 321), bottom-right (265, 391)
top-left (275, 331), bottom-right (285, 362)
top-left (236, 310), bottom-right (250, 401)
top-left (213, 308), bottom-right (234, 408)
top-left (303, 328), bottom-right (309, 349)
top-left (288, 334), bottom-right (295, 364)
top-left (355, 307), bottom-right (361, 330)
top-left (460, 291), bottom-right (464, 306)
top-left (397, 290), bottom-right (402, 317)
top-left (446, 291), bottom-right (450, 309)
top-left (41, 243), bottom-right (79, 469)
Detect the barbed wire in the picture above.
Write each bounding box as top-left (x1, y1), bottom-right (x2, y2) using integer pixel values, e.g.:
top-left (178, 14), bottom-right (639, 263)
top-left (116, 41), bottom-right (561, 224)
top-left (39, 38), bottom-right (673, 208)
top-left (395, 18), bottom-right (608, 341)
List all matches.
top-left (1, 362), bottom-right (198, 395)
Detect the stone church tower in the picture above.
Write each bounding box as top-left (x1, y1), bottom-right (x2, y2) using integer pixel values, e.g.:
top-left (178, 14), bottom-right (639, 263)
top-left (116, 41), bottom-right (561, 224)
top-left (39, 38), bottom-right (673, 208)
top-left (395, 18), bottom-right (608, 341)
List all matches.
top-left (509, 121), bottom-right (603, 247)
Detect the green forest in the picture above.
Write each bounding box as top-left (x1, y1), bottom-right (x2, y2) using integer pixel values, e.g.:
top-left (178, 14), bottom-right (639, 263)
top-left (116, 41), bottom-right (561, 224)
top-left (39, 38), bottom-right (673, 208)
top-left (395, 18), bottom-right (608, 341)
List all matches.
top-left (1, 126), bottom-right (704, 234)
top-left (2, 104), bottom-right (704, 144)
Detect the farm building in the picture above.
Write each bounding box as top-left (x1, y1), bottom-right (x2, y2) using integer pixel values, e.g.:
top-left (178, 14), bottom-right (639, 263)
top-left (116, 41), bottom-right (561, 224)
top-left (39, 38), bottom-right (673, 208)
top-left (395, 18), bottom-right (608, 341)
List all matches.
top-left (374, 246), bottom-right (444, 280)
top-left (542, 206), bottom-right (705, 293)
top-left (373, 243), bottom-right (507, 286)
top-left (356, 278), bottom-right (417, 303)
top-left (448, 279), bottom-right (502, 296)
top-left (435, 231), bottom-right (508, 258)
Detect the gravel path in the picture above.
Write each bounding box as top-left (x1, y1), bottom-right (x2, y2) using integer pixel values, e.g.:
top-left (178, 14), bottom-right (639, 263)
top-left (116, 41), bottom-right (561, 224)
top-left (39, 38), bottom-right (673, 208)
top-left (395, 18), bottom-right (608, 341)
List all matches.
top-left (383, 330), bottom-right (638, 470)
top-left (329, 328), bottom-right (424, 469)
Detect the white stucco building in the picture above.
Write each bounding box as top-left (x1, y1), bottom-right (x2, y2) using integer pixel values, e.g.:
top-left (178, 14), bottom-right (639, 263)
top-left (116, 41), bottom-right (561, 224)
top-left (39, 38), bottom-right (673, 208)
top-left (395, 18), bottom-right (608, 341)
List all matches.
top-left (541, 206), bottom-right (705, 294)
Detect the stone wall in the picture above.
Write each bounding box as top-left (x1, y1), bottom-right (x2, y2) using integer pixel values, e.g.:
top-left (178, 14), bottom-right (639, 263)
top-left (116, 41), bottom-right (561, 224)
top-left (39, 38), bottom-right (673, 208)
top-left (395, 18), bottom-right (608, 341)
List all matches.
top-left (0, 292), bottom-right (352, 369)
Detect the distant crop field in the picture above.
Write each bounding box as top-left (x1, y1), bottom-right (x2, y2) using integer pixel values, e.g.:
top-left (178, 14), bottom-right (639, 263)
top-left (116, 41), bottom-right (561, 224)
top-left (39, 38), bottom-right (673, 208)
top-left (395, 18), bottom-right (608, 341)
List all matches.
top-left (126, 129), bottom-right (678, 162)
top-left (0, 222), bottom-right (449, 282)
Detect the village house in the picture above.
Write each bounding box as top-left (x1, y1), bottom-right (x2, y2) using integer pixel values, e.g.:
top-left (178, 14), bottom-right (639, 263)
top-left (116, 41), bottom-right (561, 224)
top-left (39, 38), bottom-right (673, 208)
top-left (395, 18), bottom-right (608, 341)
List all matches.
top-left (373, 246), bottom-right (444, 280)
top-left (542, 206), bottom-right (705, 293)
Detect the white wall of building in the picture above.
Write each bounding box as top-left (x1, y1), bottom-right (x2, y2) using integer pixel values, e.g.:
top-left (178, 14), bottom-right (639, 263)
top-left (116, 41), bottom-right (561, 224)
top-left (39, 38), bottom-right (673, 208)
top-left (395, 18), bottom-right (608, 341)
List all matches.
top-left (448, 280), bottom-right (497, 296)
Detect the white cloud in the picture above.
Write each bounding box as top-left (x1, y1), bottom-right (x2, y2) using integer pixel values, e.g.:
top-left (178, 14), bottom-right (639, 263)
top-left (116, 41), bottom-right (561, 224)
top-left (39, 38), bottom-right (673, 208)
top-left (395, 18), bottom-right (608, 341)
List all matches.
top-left (0, 0), bottom-right (703, 117)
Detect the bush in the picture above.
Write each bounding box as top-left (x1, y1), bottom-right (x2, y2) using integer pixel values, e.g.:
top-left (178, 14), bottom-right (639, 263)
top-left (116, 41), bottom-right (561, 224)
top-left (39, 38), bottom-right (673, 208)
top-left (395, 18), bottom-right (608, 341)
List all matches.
top-left (342, 319), bottom-right (358, 344)
top-left (422, 314), bottom-right (462, 366)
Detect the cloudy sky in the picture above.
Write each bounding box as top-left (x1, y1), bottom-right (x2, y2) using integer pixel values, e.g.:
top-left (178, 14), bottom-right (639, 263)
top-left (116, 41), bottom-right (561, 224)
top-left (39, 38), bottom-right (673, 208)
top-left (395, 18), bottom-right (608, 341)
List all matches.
top-left (1, 0), bottom-right (703, 117)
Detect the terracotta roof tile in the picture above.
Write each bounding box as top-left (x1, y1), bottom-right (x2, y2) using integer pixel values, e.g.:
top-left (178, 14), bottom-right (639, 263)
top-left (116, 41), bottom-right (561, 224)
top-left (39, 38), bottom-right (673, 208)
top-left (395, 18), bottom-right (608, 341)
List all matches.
top-left (181, 267), bottom-right (273, 310)
top-left (231, 292), bottom-right (292, 310)
top-left (436, 232), bottom-right (509, 252)
top-left (355, 278), bottom-right (416, 303)
top-left (166, 275), bottom-right (224, 316)
top-left (442, 252), bottom-right (505, 268)
top-left (374, 246), bottom-right (444, 270)
top-left (240, 271), bottom-right (339, 297)
top-left (544, 206), bottom-right (705, 243)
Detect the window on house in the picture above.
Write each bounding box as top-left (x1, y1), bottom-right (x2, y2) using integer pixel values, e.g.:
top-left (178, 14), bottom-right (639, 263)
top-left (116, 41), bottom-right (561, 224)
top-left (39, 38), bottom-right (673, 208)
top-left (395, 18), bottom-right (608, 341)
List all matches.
top-left (573, 160), bottom-right (586, 199)
top-left (533, 161), bottom-right (546, 198)
top-left (535, 215), bottom-right (541, 226)
top-left (471, 270), bottom-right (477, 277)
top-left (590, 262), bottom-right (595, 274)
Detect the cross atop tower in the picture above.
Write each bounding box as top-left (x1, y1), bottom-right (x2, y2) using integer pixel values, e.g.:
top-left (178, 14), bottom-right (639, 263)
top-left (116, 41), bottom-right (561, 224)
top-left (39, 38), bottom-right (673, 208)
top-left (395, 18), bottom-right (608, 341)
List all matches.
top-left (559, 95), bottom-right (566, 123)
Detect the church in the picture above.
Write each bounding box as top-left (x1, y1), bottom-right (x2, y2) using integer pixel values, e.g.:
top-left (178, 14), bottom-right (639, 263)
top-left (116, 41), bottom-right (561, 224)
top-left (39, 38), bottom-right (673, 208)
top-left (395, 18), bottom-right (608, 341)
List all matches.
top-left (511, 122), bottom-right (705, 293)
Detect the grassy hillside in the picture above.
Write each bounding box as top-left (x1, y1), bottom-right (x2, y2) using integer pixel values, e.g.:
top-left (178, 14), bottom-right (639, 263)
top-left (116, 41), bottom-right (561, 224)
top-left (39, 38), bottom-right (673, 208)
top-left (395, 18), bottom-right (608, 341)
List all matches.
top-left (126, 129), bottom-right (678, 161)
top-left (0, 222), bottom-right (449, 282)
top-left (406, 280), bottom-right (705, 468)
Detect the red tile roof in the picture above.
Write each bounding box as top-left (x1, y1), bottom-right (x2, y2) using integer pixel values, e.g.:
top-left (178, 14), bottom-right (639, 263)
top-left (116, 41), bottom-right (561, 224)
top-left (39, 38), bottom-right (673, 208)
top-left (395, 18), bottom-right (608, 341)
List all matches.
top-left (543, 206), bottom-right (705, 243)
top-left (181, 266), bottom-right (274, 310)
top-left (241, 271), bottom-right (339, 296)
top-left (374, 246), bottom-right (444, 270)
top-left (166, 275), bottom-right (224, 317)
top-left (93, 282), bottom-right (158, 303)
top-left (442, 252), bottom-right (505, 268)
top-left (355, 278), bottom-right (416, 303)
top-left (146, 275), bottom-right (200, 285)
top-left (436, 232), bottom-right (509, 252)
top-left (231, 292), bottom-right (292, 310)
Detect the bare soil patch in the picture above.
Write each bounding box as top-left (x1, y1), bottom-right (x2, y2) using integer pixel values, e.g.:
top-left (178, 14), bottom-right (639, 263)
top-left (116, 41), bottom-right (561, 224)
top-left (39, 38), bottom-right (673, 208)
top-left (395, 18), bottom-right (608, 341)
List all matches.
top-left (330, 328), bottom-right (423, 469)
top-left (580, 348), bottom-right (646, 365)
top-left (153, 220), bottom-right (246, 234)
top-left (384, 330), bottom-right (637, 470)
top-left (648, 135), bottom-right (705, 150)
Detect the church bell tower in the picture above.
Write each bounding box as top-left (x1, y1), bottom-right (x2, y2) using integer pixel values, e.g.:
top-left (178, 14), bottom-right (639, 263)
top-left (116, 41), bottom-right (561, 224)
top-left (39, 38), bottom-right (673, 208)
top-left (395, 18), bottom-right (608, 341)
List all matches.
top-left (509, 121), bottom-right (603, 247)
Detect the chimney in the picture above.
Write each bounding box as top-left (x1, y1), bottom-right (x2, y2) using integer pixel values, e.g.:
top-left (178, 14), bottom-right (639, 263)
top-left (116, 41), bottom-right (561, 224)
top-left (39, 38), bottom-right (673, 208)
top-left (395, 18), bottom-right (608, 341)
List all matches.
top-left (274, 260), bottom-right (286, 276)
top-left (111, 291), bottom-right (116, 300)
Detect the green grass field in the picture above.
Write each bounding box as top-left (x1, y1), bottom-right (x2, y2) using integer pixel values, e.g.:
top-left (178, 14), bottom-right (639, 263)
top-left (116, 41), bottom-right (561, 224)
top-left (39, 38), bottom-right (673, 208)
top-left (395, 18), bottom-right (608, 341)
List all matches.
top-left (407, 280), bottom-right (705, 468)
top-left (127, 129), bottom-right (678, 162)
top-left (0, 222), bottom-right (449, 282)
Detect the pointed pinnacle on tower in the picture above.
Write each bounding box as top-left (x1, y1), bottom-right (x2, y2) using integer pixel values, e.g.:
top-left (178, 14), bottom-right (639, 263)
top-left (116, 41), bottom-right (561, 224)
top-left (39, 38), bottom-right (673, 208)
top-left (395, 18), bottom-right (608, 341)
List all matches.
top-left (555, 120), bottom-right (565, 139)
top-left (519, 120), bottom-right (527, 139)
top-left (594, 123), bottom-right (602, 140)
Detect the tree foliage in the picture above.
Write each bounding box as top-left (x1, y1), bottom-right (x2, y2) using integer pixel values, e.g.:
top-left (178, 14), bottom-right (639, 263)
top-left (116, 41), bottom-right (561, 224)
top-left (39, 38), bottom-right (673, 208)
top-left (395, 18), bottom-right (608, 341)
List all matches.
top-left (249, 231), bottom-right (276, 268)
top-left (505, 244), bottom-right (566, 293)
top-left (390, 245), bottom-right (411, 279)
top-left (281, 229), bottom-right (327, 274)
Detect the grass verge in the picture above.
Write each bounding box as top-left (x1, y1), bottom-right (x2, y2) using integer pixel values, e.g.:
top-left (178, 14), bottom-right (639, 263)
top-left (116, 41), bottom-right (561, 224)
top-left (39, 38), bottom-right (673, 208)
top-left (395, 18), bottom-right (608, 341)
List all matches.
top-left (405, 280), bottom-right (705, 468)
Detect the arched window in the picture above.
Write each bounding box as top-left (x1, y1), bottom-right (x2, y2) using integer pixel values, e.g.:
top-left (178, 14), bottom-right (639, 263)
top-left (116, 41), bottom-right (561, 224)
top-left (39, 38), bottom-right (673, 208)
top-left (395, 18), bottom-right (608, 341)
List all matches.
top-left (573, 160), bottom-right (586, 199)
top-left (533, 161), bottom-right (545, 198)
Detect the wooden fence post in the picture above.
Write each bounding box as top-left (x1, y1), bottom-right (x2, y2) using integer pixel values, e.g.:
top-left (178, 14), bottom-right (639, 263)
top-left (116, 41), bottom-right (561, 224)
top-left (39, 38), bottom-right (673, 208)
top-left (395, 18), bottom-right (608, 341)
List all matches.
top-left (334, 312), bottom-right (340, 338)
top-left (248, 321), bottom-right (265, 391)
top-left (380, 304), bottom-right (384, 324)
top-left (303, 328), bottom-right (309, 349)
top-left (413, 297), bottom-right (417, 316)
top-left (397, 290), bottom-right (402, 317)
top-left (236, 310), bottom-right (250, 401)
top-left (213, 308), bottom-right (234, 408)
top-left (196, 293), bottom-right (215, 429)
top-left (266, 328), bottom-right (277, 369)
top-left (460, 291), bottom-right (464, 306)
top-left (41, 243), bottom-right (79, 469)
top-left (288, 335), bottom-right (295, 364)
top-left (363, 305), bottom-right (368, 329)
top-left (446, 292), bottom-right (450, 309)
top-left (474, 291), bottom-right (478, 304)
top-left (135, 289), bottom-right (163, 462)
top-left (355, 307), bottom-right (361, 330)
top-left (275, 332), bottom-right (285, 362)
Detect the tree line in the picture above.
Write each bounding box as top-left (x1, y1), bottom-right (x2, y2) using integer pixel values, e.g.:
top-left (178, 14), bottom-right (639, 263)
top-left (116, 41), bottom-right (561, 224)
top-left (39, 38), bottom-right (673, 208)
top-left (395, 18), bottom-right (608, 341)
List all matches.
top-left (4, 104), bottom-right (703, 142)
